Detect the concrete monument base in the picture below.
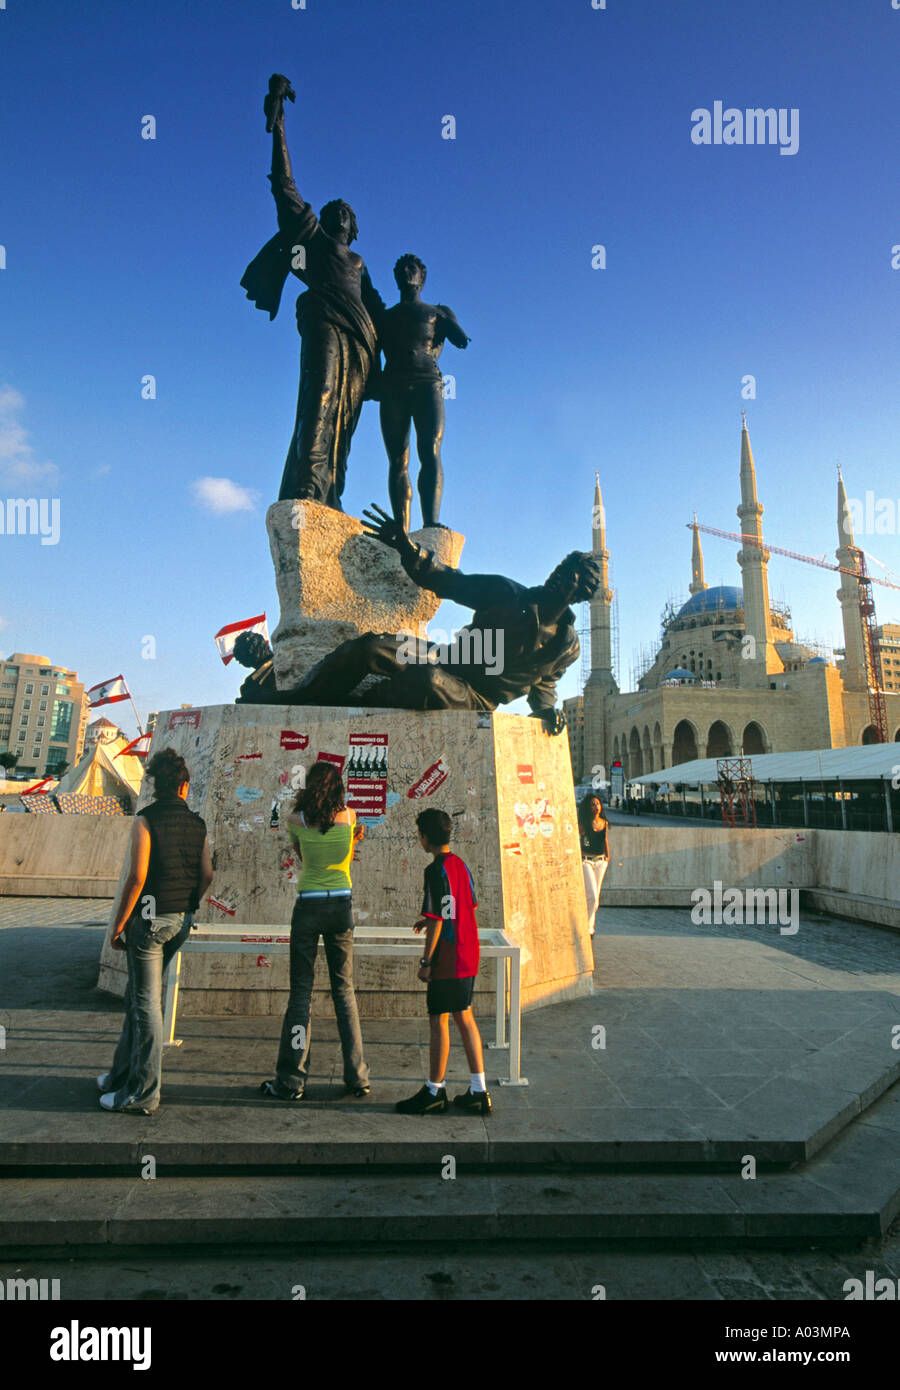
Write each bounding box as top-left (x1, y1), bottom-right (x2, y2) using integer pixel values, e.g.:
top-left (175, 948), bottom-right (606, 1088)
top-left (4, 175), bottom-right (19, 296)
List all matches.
top-left (96, 703), bottom-right (593, 1018)
top-left (266, 501), bottom-right (465, 686)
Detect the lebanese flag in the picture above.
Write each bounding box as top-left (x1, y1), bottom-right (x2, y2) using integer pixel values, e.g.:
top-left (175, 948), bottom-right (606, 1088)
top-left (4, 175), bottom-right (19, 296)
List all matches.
top-left (23, 777), bottom-right (54, 794)
top-left (214, 613), bottom-right (269, 665)
top-left (87, 675), bottom-right (130, 707)
top-left (116, 734), bottom-right (152, 760)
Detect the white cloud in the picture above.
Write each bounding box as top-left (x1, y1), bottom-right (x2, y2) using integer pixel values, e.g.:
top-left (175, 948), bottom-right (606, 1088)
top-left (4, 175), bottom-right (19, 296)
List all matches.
top-left (191, 476), bottom-right (258, 514)
top-left (0, 385), bottom-right (59, 483)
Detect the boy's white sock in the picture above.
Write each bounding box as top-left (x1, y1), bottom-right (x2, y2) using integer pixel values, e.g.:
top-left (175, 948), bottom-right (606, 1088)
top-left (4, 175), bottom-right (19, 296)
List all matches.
top-left (470, 1072), bottom-right (487, 1093)
top-left (425, 1079), bottom-right (444, 1096)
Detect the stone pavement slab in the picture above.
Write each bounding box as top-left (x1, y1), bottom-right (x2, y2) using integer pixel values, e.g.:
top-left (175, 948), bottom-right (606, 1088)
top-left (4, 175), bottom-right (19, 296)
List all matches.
top-left (2, 900), bottom-right (900, 1171)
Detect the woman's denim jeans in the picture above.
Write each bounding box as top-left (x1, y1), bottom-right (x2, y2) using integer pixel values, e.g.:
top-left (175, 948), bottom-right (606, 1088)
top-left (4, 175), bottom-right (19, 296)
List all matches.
top-left (274, 895), bottom-right (369, 1094)
top-left (106, 911), bottom-right (191, 1112)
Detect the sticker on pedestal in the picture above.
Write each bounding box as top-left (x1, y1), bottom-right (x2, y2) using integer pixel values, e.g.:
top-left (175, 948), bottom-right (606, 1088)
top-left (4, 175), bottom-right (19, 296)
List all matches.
top-left (347, 733), bottom-right (388, 818)
top-left (169, 709), bottom-right (201, 730)
top-left (280, 730), bottom-right (309, 751)
top-left (408, 756), bottom-right (449, 799)
top-left (207, 896), bottom-right (236, 916)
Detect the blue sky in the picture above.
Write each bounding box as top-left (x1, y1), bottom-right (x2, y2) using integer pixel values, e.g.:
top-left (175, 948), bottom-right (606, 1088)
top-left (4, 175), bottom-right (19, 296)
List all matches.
top-left (1, 0), bottom-right (898, 733)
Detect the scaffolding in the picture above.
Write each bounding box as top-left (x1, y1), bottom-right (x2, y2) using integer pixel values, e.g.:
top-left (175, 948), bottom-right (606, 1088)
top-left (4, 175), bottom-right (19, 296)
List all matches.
top-left (717, 756), bottom-right (757, 829)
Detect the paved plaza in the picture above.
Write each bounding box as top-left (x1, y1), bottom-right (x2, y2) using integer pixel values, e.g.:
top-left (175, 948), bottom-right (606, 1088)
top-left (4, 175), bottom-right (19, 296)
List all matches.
top-left (1, 895), bottom-right (899, 1298)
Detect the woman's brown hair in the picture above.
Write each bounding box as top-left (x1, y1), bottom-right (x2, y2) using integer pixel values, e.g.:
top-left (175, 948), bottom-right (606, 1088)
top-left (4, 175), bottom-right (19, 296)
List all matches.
top-left (294, 760), bottom-right (345, 833)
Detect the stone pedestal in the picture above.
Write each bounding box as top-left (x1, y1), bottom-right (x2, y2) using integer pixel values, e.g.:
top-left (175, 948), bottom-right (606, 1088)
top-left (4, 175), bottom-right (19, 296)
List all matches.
top-left (97, 704), bottom-right (594, 1018)
top-left (266, 501), bottom-right (464, 686)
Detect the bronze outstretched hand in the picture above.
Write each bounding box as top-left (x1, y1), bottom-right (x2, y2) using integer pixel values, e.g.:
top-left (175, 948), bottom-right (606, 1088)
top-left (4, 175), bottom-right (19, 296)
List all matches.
top-left (265, 73), bottom-right (296, 132)
top-left (361, 502), bottom-right (411, 555)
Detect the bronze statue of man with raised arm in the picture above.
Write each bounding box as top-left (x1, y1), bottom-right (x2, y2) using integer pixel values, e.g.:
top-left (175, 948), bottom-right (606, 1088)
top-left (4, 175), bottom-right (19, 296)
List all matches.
top-left (241, 75), bottom-right (385, 509)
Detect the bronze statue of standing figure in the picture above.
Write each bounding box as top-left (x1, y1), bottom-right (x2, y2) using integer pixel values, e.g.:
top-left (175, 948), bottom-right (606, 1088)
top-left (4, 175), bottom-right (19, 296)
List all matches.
top-left (241, 75), bottom-right (385, 509)
top-left (379, 255), bottom-right (469, 532)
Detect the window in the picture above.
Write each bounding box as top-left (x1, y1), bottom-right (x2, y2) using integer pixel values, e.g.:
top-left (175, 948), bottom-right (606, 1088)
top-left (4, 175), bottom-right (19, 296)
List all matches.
top-left (39, 700), bottom-right (47, 711)
top-left (23, 699), bottom-right (31, 710)
top-left (31, 748), bottom-right (41, 760)
top-left (16, 730), bottom-right (26, 742)
top-left (39, 669), bottom-right (50, 676)
top-left (19, 714), bottom-right (28, 726)
top-left (50, 700), bottom-right (73, 743)
top-left (57, 685), bottom-right (69, 696)
top-left (25, 683), bottom-right (34, 695)
top-left (37, 716), bottom-right (45, 727)
top-left (4, 667), bottom-right (18, 675)
top-left (40, 684), bottom-right (49, 696)
top-left (1, 682), bottom-right (15, 690)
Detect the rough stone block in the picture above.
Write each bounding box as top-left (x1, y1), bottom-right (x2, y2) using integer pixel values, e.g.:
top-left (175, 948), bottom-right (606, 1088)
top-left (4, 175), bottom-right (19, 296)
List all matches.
top-left (266, 500), bottom-right (465, 685)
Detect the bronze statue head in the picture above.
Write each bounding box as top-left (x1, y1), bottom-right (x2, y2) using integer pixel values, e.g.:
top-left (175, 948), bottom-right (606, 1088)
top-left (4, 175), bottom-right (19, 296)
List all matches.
top-left (233, 631), bottom-right (273, 670)
top-left (319, 199), bottom-right (359, 245)
top-left (393, 253), bottom-right (427, 290)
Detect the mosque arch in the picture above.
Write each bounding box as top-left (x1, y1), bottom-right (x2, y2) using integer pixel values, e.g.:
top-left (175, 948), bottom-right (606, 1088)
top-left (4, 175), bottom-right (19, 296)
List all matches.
top-left (629, 725), bottom-right (643, 778)
top-left (742, 721), bottom-right (767, 755)
top-left (706, 720), bottom-right (734, 758)
top-left (861, 725), bottom-right (878, 745)
top-left (642, 724), bottom-right (654, 774)
top-left (671, 719), bottom-right (699, 765)
top-left (895, 728), bottom-right (900, 742)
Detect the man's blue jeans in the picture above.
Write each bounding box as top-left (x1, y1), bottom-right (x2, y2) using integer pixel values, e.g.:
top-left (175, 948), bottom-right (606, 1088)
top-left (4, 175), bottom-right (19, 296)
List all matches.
top-left (105, 911), bottom-right (191, 1112)
top-left (274, 895), bottom-right (369, 1094)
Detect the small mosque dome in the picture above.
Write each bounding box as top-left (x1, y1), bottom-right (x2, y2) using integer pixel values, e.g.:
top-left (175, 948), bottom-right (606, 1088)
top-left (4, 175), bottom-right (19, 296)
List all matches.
top-left (663, 667), bottom-right (697, 682)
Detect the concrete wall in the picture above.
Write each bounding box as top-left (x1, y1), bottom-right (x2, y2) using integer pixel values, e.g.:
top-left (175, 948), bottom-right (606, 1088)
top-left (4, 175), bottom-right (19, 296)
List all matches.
top-left (808, 830), bottom-right (900, 930)
top-left (0, 814), bottom-right (130, 896)
top-left (600, 824), bottom-right (898, 929)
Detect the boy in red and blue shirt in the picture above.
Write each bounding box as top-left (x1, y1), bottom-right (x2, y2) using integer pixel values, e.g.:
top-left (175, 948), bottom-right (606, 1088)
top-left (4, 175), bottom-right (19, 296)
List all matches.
top-left (395, 808), bottom-right (492, 1116)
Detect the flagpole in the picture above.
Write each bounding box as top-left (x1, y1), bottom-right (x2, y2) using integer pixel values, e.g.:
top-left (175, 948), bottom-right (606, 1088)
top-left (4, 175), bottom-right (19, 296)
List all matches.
top-left (128, 695), bottom-right (145, 737)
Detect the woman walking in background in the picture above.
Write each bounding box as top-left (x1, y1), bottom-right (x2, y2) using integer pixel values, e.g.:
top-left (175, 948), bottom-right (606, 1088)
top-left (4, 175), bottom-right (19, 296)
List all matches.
top-left (100, 748), bottom-right (212, 1114)
top-left (578, 793), bottom-right (611, 937)
top-left (260, 760), bottom-right (370, 1101)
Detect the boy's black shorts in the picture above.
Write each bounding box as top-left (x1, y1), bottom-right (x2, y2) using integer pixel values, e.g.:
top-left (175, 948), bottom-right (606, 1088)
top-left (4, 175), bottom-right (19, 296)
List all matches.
top-left (426, 976), bottom-right (475, 1016)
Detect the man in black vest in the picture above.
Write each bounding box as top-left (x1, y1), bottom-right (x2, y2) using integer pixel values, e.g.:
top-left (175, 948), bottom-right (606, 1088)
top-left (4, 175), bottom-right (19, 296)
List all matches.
top-left (98, 748), bottom-right (213, 1114)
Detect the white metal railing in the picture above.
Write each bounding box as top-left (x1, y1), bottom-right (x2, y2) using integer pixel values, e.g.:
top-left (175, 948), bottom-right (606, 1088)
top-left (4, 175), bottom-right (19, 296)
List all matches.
top-left (162, 924), bottom-right (527, 1085)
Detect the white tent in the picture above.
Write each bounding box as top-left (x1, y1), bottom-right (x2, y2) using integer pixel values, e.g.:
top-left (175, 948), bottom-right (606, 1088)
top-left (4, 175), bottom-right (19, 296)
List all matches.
top-left (55, 735), bottom-right (143, 808)
top-left (634, 742), bottom-right (900, 787)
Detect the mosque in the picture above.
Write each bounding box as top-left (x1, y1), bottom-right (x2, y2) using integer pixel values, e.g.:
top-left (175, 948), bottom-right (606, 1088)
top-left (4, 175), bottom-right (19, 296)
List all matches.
top-left (564, 419), bottom-right (900, 784)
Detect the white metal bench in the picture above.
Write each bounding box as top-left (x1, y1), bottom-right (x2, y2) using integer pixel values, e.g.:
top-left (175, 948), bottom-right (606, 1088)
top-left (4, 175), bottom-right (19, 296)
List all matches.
top-left (163, 924), bottom-right (527, 1085)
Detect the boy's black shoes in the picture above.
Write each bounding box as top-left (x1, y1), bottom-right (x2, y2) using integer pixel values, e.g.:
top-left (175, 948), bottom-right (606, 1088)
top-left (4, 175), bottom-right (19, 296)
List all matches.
top-left (259, 1079), bottom-right (303, 1102)
top-left (395, 1084), bottom-right (448, 1115)
top-left (452, 1087), bottom-right (493, 1116)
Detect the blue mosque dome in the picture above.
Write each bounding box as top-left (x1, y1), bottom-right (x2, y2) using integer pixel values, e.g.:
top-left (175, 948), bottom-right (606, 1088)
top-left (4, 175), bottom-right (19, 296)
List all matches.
top-left (663, 667), bottom-right (697, 681)
top-left (677, 585), bottom-right (743, 618)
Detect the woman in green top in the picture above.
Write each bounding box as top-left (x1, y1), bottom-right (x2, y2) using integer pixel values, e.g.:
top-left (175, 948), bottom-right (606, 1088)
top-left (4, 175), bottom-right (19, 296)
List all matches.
top-left (260, 761), bottom-right (370, 1101)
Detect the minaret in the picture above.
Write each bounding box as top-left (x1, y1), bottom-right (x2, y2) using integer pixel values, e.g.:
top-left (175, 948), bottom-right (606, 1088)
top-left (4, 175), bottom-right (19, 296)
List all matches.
top-left (583, 475), bottom-right (617, 787)
top-left (835, 469), bottom-right (867, 690)
top-left (689, 513), bottom-right (708, 596)
top-left (586, 473), bottom-right (616, 692)
top-left (736, 414), bottom-right (782, 687)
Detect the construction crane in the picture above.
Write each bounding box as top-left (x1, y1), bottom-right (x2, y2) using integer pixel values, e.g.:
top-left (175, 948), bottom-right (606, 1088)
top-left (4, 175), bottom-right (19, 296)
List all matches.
top-left (690, 522), bottom-right (899, 743)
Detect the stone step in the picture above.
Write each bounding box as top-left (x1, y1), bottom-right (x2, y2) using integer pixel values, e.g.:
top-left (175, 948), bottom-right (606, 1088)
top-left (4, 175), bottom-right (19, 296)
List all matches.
top-left (2, 1083), bottom-right (898, 1252)
top-left (4, 1038), bottom-right (896, 1175)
